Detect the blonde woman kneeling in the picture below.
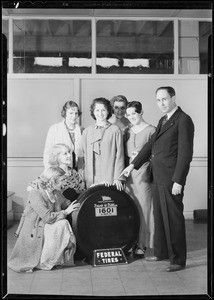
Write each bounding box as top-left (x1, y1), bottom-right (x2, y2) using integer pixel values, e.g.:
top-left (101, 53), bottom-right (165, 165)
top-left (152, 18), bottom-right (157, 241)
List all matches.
top-left (8, 166), bottom-right (80, 273)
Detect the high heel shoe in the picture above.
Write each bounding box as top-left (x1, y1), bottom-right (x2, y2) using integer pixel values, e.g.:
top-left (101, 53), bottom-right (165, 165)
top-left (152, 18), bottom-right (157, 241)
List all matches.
top-left (126, 243), bottom-right (138, 257)
top-left (134, 247), bottom-right (147, 259)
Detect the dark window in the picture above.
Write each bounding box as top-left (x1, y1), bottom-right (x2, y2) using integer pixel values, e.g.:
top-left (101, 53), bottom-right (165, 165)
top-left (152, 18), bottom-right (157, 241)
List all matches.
top-left (13, 19), bottom-right (92, 73)
top-left (96, 20), bottom-right (174, 74)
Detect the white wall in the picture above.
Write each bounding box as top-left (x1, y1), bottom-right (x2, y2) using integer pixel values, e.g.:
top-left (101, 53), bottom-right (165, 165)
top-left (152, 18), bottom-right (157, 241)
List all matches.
top-left (7, 75), bottom-right (208, 220)
top-left (81, 77), bottom-right (207, 157)
top-left (8, 78), bottom-right (76, 157)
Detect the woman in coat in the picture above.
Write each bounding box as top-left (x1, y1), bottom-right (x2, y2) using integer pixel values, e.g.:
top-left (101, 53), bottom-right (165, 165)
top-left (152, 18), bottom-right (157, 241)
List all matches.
top-left (81, 97), bottom-right (125, 190)
top-left (8, 166), bottom-right (80, 273)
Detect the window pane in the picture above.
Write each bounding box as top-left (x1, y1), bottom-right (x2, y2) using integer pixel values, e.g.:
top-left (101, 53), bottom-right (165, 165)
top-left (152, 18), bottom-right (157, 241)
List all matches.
top-left (13, 19), bottom-right (92, 73)
top-left (2, 19), bottom-right (9, 72)
top-left (179, 21), bottom-right (211, 74)
top-left (96, 20), bottom-right (174, 74)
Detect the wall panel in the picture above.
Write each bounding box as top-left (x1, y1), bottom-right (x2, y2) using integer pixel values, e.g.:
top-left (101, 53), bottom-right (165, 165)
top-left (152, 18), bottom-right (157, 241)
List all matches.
top-left (81, 77), bottom-right (207, 157)
top-left (8, 78), bottom-right (75, 157)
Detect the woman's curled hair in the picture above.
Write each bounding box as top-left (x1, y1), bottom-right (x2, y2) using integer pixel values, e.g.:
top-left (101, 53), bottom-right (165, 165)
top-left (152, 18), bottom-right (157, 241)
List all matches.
top-left (40, 166), bottom-right (66, 190)
top-left (90, 97), bottom-right (112, 120)
top-left (61, 101), bottom-right (82, 118)
top-left (126, 101), bottom-right (143, 114)
top-left (48, 143), bottom-right (72, 166)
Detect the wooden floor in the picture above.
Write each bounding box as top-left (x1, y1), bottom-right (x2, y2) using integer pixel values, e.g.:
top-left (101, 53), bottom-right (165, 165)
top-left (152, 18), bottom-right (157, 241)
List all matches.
top-left (4, 219), bottom-right (209, 298)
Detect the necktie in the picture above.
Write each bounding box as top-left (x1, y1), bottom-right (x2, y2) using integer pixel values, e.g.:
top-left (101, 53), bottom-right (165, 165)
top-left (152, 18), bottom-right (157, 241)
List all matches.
top-left (161, 115), bottom-right (168, 127)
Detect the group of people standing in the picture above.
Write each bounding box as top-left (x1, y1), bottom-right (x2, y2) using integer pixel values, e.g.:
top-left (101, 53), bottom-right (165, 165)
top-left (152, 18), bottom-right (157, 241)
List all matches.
top-left (8, 86), bottom-right (194, 274)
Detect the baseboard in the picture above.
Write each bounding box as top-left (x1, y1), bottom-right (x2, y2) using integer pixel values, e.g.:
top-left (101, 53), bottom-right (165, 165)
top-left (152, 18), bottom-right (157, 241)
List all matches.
top-left (193, 209), bottom-right (207, 223)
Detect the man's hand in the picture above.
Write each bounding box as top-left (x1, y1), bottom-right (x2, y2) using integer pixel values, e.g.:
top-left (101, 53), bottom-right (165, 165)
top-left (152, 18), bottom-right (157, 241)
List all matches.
top-left (172, 182), bottom-right (182, 195)
top-left (119, 164), bottom-right (134, 178)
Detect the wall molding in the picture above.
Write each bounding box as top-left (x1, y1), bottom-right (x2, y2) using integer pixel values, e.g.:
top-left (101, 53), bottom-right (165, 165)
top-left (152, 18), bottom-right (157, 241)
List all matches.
top-left (190, 157), bottom-right (208, 167)
top-left (7, 157), bottom-right (208, 168)
top-left (7, 157), bottom-right (44, 167)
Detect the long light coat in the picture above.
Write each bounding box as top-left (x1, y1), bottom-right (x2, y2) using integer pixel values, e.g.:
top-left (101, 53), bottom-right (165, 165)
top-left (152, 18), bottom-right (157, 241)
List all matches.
top-left (8, 187), bottom-right (68, 272)
top-left (81, 123), bottom-right (124, 188)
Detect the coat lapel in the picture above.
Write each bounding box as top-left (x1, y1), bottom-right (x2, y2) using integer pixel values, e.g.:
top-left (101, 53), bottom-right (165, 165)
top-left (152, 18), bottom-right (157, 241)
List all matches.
top-left (155, 107), bottom-right (182, 138)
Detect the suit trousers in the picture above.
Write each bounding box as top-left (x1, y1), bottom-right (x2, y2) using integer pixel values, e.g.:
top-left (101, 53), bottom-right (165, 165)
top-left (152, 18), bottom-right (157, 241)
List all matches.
top-left (151, 183), bottom-right (186, 267)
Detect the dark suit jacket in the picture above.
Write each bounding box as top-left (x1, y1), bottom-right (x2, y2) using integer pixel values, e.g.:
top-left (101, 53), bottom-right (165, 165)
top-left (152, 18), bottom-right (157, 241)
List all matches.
top-left (132, 107), bottom-right (194, 186)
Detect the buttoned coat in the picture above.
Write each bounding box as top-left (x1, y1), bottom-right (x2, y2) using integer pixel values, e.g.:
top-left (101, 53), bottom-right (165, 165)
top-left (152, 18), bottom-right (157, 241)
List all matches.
top-left (132, 107), bottom-right (194, 186)
top-left (131, 106), bottom-right (194, 266)
top-left (81, 123), bottom-right (125, 188)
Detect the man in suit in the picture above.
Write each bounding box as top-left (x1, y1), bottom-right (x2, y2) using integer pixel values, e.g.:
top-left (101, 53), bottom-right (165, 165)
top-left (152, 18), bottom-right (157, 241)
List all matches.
top-left (120, 86), bottom-right (194, 272)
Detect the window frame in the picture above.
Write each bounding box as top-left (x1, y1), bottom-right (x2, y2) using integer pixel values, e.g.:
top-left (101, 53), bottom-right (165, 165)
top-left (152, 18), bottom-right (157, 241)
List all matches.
top-left (2, 15), bottom-right (212, 76)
